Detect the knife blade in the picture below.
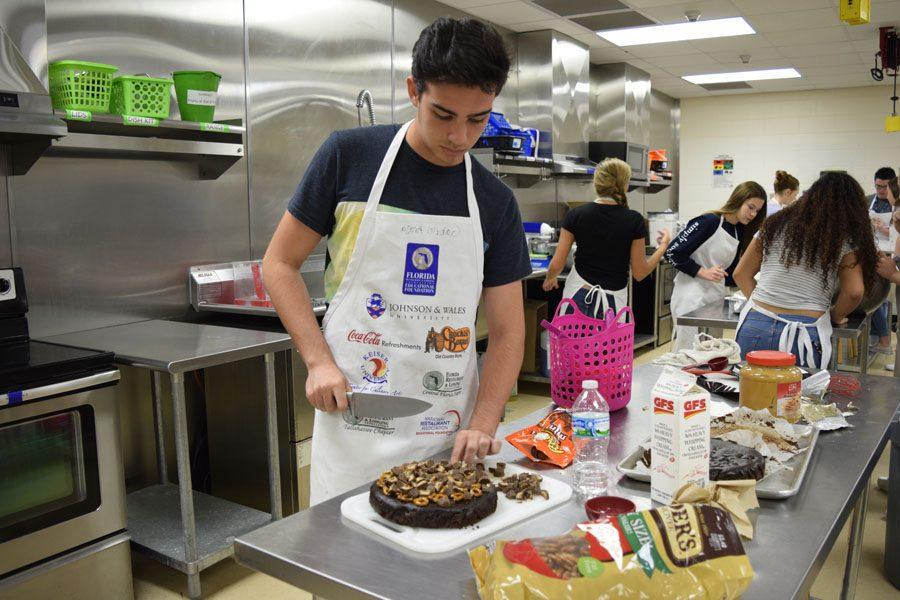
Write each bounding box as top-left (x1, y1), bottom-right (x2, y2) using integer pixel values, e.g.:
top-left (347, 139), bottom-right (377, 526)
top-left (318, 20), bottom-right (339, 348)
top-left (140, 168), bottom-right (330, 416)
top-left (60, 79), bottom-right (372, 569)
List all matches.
top-left (347, 391), bottom-right (432, 419)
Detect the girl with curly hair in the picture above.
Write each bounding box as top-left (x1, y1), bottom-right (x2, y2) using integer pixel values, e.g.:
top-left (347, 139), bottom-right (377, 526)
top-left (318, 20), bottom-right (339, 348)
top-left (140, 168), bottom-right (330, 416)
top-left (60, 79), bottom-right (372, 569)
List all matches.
top-left (733, 172), bottom-right (878, 369)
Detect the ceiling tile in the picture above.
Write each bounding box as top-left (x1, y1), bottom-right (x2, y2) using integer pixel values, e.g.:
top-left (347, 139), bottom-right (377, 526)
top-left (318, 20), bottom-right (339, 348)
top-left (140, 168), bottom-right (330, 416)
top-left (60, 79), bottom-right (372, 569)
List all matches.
top-left (626, 0), bottom-right (704, 7)
top-left (589, 46), bottom-right (633, 62)
top-left (623, 58), bottom-right (670, 75)
top-left (745, 8), bottom-right (838, 33)
top-left (709, 58), bottom-right (792, 71)
top-left (778, 41), bottom-right (856, 57)
top-left (438, 0), bottom-right (514, 7)
top-left (852, 38), bottom-right (880, 53)
top-left (509, 17), bottom-right (590, 35)
top-left (790, 52), bottom-right (866, 67)
top-left (572, 32), bottom-right (614, 48)
top-left (572, 11), bottom-right (657, 30)
top-left (764, 26), bottom-right (850, 46)
top-left (624, 40), bottom-right (706, 58)
top-left (799, 64), bottom-right (873, 78)
top-left (638, 0), bottom-right (745, 24)
top-left (464, 2), bottom-right (556, 25)
top-left (731, 0), bottom-right (833, 15)
top-left (651, 52), bottom-right (721, 68)
top-left (530, 0), bottom-right (629, 17)
top-left (704, 46), bottom-right (785, 62)
top-left (689, 33), bottom-right (773, 53)
top-left (844, 23), bottom-right (880, 41)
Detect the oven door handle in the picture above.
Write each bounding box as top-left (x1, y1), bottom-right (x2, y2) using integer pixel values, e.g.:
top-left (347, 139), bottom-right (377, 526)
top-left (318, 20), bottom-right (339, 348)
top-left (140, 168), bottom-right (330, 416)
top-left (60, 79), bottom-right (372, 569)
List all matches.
top-left (0, 370), bottom-right (120, 407)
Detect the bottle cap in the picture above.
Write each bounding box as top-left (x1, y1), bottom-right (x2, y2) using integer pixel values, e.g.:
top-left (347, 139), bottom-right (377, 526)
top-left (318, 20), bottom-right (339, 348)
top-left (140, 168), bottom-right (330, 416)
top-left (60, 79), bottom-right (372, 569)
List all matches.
top-left (582, 380), bottom-right (598, 390)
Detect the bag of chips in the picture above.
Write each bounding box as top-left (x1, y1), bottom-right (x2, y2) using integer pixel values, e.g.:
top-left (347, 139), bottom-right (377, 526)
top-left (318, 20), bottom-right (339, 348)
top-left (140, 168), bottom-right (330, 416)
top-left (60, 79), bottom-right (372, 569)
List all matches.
top-left (469, 504), bottom-right (754, 599)
top-left (506, 409), bottom-right (576, 468)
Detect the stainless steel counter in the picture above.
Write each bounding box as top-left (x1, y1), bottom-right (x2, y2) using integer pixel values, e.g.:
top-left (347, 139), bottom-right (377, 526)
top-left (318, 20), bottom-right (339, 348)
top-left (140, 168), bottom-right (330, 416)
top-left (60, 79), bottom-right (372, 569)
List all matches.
top-left (234, 364), bottom-right (900, 600)
top-left (676, 300), bottom-right (868, 339)
top-left (38, 319), bottom-right (294, 373)
top-left (676, 300), bottom-right (875, 373)
top-left (39, 319), bottom-right (293, 599)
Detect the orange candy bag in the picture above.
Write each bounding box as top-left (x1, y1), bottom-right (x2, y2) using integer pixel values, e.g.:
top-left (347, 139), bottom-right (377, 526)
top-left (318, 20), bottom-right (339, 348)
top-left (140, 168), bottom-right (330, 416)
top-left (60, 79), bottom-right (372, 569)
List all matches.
top-left (506, 409), bottom-right (576, 468)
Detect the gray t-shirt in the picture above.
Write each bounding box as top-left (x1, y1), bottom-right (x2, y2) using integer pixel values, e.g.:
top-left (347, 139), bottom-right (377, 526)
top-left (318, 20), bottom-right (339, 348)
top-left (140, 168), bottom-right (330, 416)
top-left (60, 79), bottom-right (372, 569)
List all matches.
top-left (752, 234), bottom-right (853, 312)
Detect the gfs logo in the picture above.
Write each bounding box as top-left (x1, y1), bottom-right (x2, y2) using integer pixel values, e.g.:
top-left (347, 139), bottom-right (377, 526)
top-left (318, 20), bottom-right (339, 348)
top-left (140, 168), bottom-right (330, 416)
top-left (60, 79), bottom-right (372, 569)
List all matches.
top-left (653, 397), bottom-right (674, 415)
top-left (684, 398), bottom-right (707, 419)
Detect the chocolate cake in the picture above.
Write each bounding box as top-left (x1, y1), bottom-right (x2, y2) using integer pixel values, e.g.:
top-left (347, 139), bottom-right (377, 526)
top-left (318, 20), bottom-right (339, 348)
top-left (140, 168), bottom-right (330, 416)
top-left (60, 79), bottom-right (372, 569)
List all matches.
top-left (369, 460), bottom-right (498, 528)
top-left (641, 439), bottom-right (766, 481)
top-left (709, 439), bottom-right (766, 481)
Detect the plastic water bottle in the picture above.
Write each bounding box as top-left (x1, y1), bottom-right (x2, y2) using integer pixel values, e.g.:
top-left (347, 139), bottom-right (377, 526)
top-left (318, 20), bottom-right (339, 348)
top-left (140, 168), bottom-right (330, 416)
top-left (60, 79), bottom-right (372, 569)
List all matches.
top-left (571, 380), bottom-right (610, 499)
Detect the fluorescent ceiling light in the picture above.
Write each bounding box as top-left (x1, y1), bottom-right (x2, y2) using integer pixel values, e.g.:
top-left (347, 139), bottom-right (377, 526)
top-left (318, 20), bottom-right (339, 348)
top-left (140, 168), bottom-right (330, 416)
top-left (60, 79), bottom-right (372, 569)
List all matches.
top-left (597, 17), bottom-right (754, 47)
top-left (683, 68), bottom-right (801, 85)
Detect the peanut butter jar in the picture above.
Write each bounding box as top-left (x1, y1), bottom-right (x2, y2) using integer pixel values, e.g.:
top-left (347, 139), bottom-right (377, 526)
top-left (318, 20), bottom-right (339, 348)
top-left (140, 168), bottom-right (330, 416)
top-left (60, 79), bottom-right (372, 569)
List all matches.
top-left (739, 351), bottom-right (802, 423)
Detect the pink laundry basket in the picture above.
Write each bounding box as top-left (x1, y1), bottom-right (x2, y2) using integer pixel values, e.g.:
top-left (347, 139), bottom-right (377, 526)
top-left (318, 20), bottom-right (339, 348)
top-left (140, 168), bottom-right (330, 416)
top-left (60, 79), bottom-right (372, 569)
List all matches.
top-left (540, 298), bottom-right (634, 411)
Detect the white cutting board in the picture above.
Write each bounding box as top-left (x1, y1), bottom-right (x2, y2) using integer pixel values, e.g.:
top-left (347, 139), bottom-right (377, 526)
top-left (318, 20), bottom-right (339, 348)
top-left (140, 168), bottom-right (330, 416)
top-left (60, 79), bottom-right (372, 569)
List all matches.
top-left (340, 463), bottom-right (573, 554)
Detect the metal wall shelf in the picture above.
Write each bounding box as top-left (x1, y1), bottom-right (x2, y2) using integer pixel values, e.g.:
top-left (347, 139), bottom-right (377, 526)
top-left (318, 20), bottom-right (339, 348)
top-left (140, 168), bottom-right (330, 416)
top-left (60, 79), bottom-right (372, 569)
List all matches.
top-left (647, 179), bottom-right (672, 194)
top-left (45, 111), bottom-right (245, 179)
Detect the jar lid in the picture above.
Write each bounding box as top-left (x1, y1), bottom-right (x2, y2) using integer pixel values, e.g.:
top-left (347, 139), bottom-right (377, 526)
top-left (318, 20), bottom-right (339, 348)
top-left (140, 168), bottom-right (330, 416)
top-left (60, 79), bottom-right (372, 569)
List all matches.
top-left (746, 350), bottom-right (796, 367)
top-left (582, 380), bottom-right (598, 390)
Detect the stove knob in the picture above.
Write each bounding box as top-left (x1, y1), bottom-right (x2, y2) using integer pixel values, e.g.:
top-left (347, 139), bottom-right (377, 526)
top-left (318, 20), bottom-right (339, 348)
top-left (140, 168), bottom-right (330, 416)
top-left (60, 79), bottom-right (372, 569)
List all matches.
top-left (0, 277), bottom-right (9, 295)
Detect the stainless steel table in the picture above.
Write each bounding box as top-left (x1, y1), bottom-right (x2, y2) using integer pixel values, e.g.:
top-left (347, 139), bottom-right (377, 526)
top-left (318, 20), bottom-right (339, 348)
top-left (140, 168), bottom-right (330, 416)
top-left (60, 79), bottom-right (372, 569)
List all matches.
top-left (40, 319), bottom-right (295, 599)
top-left (677, 300), bottom-right (873, 373)
top-left (234, 364), bottom-right (899, 600)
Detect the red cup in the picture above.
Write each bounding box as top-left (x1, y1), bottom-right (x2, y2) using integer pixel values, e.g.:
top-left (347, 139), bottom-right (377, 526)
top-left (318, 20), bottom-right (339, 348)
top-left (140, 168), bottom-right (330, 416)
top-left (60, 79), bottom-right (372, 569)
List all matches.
top-left (585, 496), bottom-right (636, 523)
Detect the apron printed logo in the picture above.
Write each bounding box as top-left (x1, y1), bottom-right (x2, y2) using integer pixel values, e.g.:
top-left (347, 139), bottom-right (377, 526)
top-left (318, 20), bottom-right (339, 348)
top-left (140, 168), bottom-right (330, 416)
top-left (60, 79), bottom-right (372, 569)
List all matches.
top-left (424, 326), bottom-right (470, 355)
top-left (417, 410), bottom-right (461, 436)
top-left (388, 302), bottom-right (465, 321)
top-left (360, 351), bottom-right (390, 385)
top-left (402, 243), bottom-right (439, 296)
top-left (422, 370), bottom-right (464, 397)
top-left (347, 330), bottom-right (382, 345)
top-left (366, 293), bottom-right (386, 318)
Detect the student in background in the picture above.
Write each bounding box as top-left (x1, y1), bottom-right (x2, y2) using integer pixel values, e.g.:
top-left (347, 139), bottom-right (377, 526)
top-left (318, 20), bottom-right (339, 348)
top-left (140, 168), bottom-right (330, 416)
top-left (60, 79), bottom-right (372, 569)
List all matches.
top-left (766, 170), bottom-right (799, 217)
top-left (868, 166), bottom-right (896, 357)
top-left (733, 172), bottom-right (876, 369)
top-left (666, 182), bottom-right (767, 351)
top-left (543, 158), bottom-right (670, 317)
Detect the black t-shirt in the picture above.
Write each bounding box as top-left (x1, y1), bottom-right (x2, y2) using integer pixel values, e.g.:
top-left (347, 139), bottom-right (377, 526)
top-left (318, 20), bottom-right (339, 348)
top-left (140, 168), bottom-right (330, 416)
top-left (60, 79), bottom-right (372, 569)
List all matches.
top-left (287, 124), bottom-right (532, 300)
top-left (561, 202), bottom-right (647, 289)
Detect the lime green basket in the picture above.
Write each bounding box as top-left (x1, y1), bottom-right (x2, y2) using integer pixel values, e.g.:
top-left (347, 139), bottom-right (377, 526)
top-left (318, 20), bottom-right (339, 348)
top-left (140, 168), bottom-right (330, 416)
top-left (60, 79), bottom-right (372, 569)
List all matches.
top-left (110, 75), bottom-right (173, 119)
top-left (49, 60), bottom-right (119, 113)
top-left (172, 70), bottom-right (221, 123)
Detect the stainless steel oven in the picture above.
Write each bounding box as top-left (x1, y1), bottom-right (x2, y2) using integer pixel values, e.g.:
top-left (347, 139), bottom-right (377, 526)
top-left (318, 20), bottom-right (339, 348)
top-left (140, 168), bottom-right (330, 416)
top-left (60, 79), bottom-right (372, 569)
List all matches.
top-left (0, 370), bottom-right (129, 595)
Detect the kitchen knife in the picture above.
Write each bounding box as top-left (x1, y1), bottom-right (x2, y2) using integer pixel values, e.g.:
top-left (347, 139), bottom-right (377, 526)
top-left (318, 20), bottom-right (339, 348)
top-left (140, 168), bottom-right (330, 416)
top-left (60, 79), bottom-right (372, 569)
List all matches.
top-left (347, 391), bottom-right (432, 419)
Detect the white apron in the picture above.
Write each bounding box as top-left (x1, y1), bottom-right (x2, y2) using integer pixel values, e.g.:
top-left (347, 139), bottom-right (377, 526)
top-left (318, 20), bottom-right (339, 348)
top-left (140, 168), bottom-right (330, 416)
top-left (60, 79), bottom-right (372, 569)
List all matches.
top-left (671, 216), bottom-right (739, 351)
top-left (562, 265), bottom-right (628, 319)
top-left (736, 299), bottom-right (833, 370)
top-left (310, 121), bottom-right (484, 505)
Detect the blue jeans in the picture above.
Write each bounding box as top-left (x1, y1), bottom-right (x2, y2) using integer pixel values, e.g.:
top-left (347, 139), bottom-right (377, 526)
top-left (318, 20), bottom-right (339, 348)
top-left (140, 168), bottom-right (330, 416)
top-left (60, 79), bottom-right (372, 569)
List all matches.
top-left (571, 288), bottom-right (617, 318)
top-left (736, 309), bottom-right (822, 367)
top-left (871, 301), bottom-right (890, 338)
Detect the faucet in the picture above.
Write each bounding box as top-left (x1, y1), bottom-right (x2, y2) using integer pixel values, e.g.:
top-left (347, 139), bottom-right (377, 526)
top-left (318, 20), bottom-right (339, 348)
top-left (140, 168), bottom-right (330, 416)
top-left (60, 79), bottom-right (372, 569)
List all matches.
top-left (356, 89), bottom-right (375, 127)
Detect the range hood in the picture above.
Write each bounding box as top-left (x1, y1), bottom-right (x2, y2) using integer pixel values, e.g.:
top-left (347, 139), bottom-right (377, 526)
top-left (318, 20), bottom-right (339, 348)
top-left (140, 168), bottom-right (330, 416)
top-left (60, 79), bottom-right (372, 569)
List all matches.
top-left (589, 63), bottom-right (650, 147)
top-left (517, 30), bottom-right (594, 177)
top-left (0, 1), bottom-right (67, 175)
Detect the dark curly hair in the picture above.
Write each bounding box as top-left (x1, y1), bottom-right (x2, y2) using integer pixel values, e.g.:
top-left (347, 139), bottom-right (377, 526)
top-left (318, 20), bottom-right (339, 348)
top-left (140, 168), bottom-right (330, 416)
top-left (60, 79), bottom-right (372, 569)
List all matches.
top-left (411, 17), bottom-right (510, 96)
top-left (760, 172), bottom-right (877, 290)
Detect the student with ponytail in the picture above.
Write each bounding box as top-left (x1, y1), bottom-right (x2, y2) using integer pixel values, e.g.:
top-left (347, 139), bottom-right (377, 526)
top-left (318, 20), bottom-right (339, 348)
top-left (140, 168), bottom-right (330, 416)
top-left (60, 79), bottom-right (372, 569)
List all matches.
top-left (543, 158), bottom-right (669, 317)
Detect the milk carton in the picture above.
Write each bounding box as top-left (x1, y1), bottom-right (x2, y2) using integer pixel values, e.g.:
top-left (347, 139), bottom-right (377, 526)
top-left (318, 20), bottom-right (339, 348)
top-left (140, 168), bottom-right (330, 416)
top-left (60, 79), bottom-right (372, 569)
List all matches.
top-left (650, 366), bottom-right (710, 505)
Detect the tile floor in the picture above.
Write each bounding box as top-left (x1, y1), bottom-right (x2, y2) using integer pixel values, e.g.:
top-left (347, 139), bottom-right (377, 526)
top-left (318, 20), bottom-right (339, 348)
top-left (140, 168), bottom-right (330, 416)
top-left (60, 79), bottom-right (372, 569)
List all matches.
top-left (133, 341), bottom-right (900, 599)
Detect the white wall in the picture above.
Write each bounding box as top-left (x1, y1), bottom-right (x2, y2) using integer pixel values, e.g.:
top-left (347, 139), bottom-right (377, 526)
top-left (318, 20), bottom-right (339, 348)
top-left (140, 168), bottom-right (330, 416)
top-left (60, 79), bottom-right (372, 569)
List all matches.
top-left (678, 86), bottom-right (900, 220)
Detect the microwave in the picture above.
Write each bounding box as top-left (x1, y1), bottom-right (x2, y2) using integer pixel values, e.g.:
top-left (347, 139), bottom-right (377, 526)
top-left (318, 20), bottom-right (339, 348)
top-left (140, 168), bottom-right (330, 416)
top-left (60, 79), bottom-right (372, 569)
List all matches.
top-left (588, 142), bottom-right (650, 181)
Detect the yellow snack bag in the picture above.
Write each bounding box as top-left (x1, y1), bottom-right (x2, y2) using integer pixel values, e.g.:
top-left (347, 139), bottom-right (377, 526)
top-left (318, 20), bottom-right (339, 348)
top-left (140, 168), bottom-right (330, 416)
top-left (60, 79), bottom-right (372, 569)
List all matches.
top-left (469, 504), bottom-right (754, 599)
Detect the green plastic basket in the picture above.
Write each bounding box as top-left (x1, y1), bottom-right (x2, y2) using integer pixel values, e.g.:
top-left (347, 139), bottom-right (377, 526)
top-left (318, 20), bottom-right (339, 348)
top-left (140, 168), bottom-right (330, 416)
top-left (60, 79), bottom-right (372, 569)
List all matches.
top-left (110, 75), bottom-right (173, 119)
top-left (172, 70), bottom-right (221, 123)
top-left (49, 60), bottom-right (119, 113)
